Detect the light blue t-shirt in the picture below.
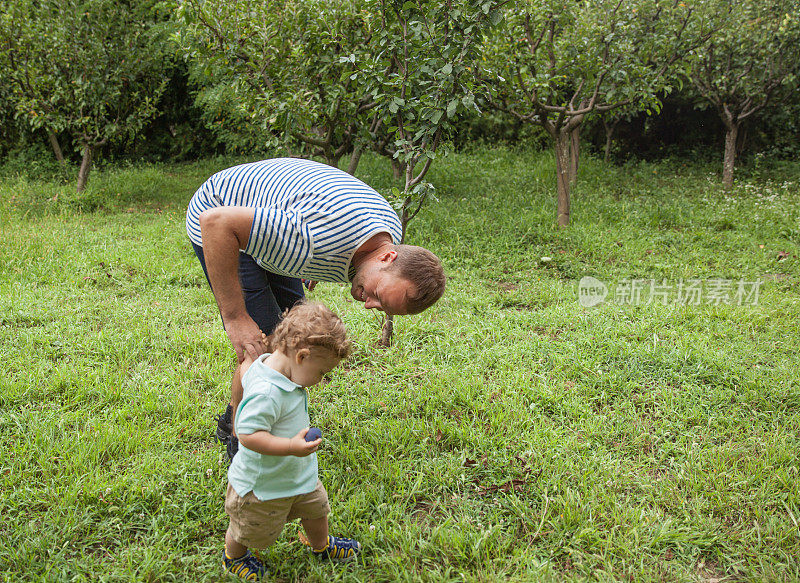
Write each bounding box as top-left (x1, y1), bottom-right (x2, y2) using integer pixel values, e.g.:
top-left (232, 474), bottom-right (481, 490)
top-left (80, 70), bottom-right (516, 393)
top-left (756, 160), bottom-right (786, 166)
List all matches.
top-left (227, 354), bottom-right (318, 501)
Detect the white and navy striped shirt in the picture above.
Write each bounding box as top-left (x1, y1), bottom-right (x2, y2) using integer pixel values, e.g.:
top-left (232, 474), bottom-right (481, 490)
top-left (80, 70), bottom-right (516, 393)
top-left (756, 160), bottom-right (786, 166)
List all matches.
top-left (186, 158), bottom-right (402, 283)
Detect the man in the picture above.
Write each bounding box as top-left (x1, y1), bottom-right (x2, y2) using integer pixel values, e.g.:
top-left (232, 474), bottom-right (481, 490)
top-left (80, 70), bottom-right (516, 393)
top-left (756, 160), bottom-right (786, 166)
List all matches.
top-left (186, 157), bottom-right (446, 458)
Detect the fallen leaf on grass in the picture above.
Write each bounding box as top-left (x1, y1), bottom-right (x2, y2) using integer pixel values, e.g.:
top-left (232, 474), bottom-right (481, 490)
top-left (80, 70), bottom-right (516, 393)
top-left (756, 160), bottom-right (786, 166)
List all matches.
top-left (463, 455), bottom-right (489, 468)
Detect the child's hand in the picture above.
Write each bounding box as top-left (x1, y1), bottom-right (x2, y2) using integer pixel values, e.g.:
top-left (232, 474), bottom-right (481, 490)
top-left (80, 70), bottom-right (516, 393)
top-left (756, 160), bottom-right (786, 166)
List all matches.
top-left (290, 427), bottom-right (321, 457)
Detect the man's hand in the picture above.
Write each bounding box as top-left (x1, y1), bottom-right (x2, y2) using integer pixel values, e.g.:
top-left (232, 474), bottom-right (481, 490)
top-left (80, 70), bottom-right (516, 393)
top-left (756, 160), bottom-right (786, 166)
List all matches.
top-left (302, 279), bottom-right (318, 292)
top-left (225, 315), bottom-right (267, 363)
top-left (289, 427), bottom-right (321, 457)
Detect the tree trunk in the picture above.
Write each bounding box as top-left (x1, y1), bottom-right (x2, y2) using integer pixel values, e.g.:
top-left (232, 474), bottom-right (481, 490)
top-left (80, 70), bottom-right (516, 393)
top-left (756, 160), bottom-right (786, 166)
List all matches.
top-left (569, 126), bottom-right (580, 185)
top-left (722, 121), bottom-right (739, 190)
top-left (324, 151), bottom-right (341, 168)
top-left (391, 158), bottom-right (405, 181)
top-left (736, 123), bottom-right (748, 157)
top-left (76, 143), bottom-right (94, 193)
top-left (379, 315), bottom-right (394, 346)
top-left (603, 118), bottom-right (617, 163)
top-left (379, 162), bottom-right (416, 347)
top-left (47, 131), bottom-right (66, 166)
top-left (347, 142), bottom-right (363, 176)
top-left (555, 132), bottom-right (571, 227)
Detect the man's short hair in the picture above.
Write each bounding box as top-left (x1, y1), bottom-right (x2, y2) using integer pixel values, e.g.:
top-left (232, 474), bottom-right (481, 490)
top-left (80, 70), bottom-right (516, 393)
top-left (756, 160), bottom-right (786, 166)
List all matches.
top-left (389, 244), bottom-right (446, 314)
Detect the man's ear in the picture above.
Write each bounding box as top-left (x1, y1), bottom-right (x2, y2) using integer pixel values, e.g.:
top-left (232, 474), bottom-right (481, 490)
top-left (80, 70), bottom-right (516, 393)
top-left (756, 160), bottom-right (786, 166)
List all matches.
top-left (377, 249), bottom-right (398, 264)
top-left (295, 348), bottom-right (311, 364)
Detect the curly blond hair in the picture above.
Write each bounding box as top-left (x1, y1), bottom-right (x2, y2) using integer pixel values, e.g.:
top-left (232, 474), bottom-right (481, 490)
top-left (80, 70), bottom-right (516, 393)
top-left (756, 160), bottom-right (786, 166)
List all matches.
top-left (270, 302), bottom-right (351, 359)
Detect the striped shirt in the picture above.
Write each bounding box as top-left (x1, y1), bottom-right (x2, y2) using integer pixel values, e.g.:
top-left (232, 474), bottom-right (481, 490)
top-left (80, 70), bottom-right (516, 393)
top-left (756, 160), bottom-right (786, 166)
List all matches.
top-left (186, 158), bottom-right (402, 283)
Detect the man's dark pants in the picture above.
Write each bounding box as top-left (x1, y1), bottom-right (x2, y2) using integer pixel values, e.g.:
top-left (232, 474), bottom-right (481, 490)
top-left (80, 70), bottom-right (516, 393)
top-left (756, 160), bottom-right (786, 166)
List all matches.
top-left (191, 242), bottom-right (304, 336)
top-left (192, 242), bottom-right (305, 454)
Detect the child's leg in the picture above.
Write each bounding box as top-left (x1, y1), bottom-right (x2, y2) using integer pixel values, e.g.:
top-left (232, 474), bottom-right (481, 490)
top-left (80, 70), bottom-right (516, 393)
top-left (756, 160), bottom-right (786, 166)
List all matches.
top-left (225, 526), bottom-right (249, 559)
top-left (300, 516), bottom-right (329, 550)
top-left (293, 482), bottom-right (361, 561)
top-left (223, 523), bottom-right (269, 580)
top-left (301, 515), bottom-right (361, 561)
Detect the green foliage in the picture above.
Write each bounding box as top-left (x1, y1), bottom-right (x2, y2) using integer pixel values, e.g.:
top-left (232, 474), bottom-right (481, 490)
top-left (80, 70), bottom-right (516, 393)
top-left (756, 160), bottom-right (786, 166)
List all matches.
top-left (689, 0), bottom-right (800, 119)
top-left (750, 100), bottom-right (800, 160)
top-left (488, 0), bottom-right (726, 130)
top-left (1, 152), bottom-right (800, 580)
top-left (450, 109), bottom-right (551, 151)
top-left (687, 0), bottom-right (800, 187)
top-left (0, 0), bottom-right (169, 149)
top-left (0, 139), bottom-right (70, 184)
top-left (176, 0), bottom-right (376, 162)
top-left (0, 84), bottom-right (24, 160)
top-left (177, 0), bottom-right (504, 249)
top-left (119, 62), bottom-right (225, 163)
top-left (2, 0), bottom-right (800, 172)
top-left (356, 0), bottom-right (504, 235)
top-left (362, 0), bottom-right (502, 161)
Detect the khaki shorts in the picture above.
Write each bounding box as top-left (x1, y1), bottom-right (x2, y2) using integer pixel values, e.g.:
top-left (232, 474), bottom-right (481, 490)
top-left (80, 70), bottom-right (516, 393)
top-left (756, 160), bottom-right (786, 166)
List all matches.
top-left (225, 480), bottom-right (330, 549)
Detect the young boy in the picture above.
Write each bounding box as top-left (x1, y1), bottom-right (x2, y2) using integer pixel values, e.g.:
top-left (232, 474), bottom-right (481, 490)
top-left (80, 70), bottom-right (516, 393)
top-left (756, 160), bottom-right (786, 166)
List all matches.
top-left (222, 302), bottom-right (361, 580)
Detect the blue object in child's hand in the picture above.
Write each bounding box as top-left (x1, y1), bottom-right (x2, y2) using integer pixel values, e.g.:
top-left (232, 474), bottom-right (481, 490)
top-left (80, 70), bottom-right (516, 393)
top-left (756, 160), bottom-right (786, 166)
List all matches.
top-left (305, 427), bottom-right (322, 442)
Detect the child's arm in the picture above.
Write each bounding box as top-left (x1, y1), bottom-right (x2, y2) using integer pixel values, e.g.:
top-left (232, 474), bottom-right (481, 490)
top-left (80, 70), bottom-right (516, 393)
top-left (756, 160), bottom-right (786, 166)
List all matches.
top-left (239, 427), bottom-right (321, 457)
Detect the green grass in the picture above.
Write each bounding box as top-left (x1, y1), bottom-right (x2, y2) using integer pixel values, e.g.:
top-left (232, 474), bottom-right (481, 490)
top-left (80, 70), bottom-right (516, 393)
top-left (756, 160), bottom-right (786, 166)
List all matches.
top-left (1, 149), bottom-right (799, 582)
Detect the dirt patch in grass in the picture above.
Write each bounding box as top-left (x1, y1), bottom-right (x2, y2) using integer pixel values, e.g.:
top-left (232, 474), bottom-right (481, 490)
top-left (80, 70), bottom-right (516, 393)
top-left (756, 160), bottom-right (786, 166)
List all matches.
top-left (410, 500), bottom-right (449, 527)
top-left (695, 558), bottom-right (744, 583)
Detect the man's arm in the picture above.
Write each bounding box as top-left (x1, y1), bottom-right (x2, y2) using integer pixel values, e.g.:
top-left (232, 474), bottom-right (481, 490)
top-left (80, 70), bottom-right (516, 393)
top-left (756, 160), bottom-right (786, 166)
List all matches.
top-left (199, 206), bottom-right (264, 362)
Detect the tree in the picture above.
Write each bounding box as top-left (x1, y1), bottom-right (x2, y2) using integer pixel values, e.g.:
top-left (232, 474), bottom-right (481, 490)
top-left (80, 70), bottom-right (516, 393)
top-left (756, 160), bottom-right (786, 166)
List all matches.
top-left (598, 103), bottom-right (642, 163)
top-left (362, 0), bottom-right (503, 238)
top-left (351, 0), bottom-right (503, 344)
top-left (0, 84), bottom-right (21, 160)
top-left (176, 0), bottom-right (377, 172)
top-left (483, 0), bottom-right (717, 226)
top-left (688, 0), bottom-right (800, 189)
top-left (0, 0), bottom-right (168, 192)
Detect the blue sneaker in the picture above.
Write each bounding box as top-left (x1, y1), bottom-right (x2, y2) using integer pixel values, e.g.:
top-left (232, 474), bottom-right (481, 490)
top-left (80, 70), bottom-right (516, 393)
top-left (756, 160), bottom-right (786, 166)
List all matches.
top-left (223, 549), bottom-right (267, 580)
top-left (311, 535), bottom-right (362, 562)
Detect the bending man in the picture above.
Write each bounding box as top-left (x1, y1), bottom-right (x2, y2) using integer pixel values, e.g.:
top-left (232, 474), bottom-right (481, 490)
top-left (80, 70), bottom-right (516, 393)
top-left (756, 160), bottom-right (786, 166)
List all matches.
top-left (185, 157), bottom-right (446, 458)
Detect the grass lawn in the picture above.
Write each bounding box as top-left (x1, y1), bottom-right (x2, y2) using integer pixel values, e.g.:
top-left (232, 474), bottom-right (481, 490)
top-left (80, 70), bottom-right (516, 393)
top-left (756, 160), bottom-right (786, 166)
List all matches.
top-left (0, 149), bottom-right (798, 582)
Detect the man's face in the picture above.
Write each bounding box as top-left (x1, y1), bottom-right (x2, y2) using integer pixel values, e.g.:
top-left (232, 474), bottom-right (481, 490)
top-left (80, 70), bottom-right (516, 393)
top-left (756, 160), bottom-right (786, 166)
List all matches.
top-left (350, 266), bottom-right (415, 316)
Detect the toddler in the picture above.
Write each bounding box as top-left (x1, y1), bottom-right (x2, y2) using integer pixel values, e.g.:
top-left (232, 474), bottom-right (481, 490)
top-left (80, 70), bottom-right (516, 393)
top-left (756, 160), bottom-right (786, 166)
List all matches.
top-left (222, 302), bottom-right (361, 580)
